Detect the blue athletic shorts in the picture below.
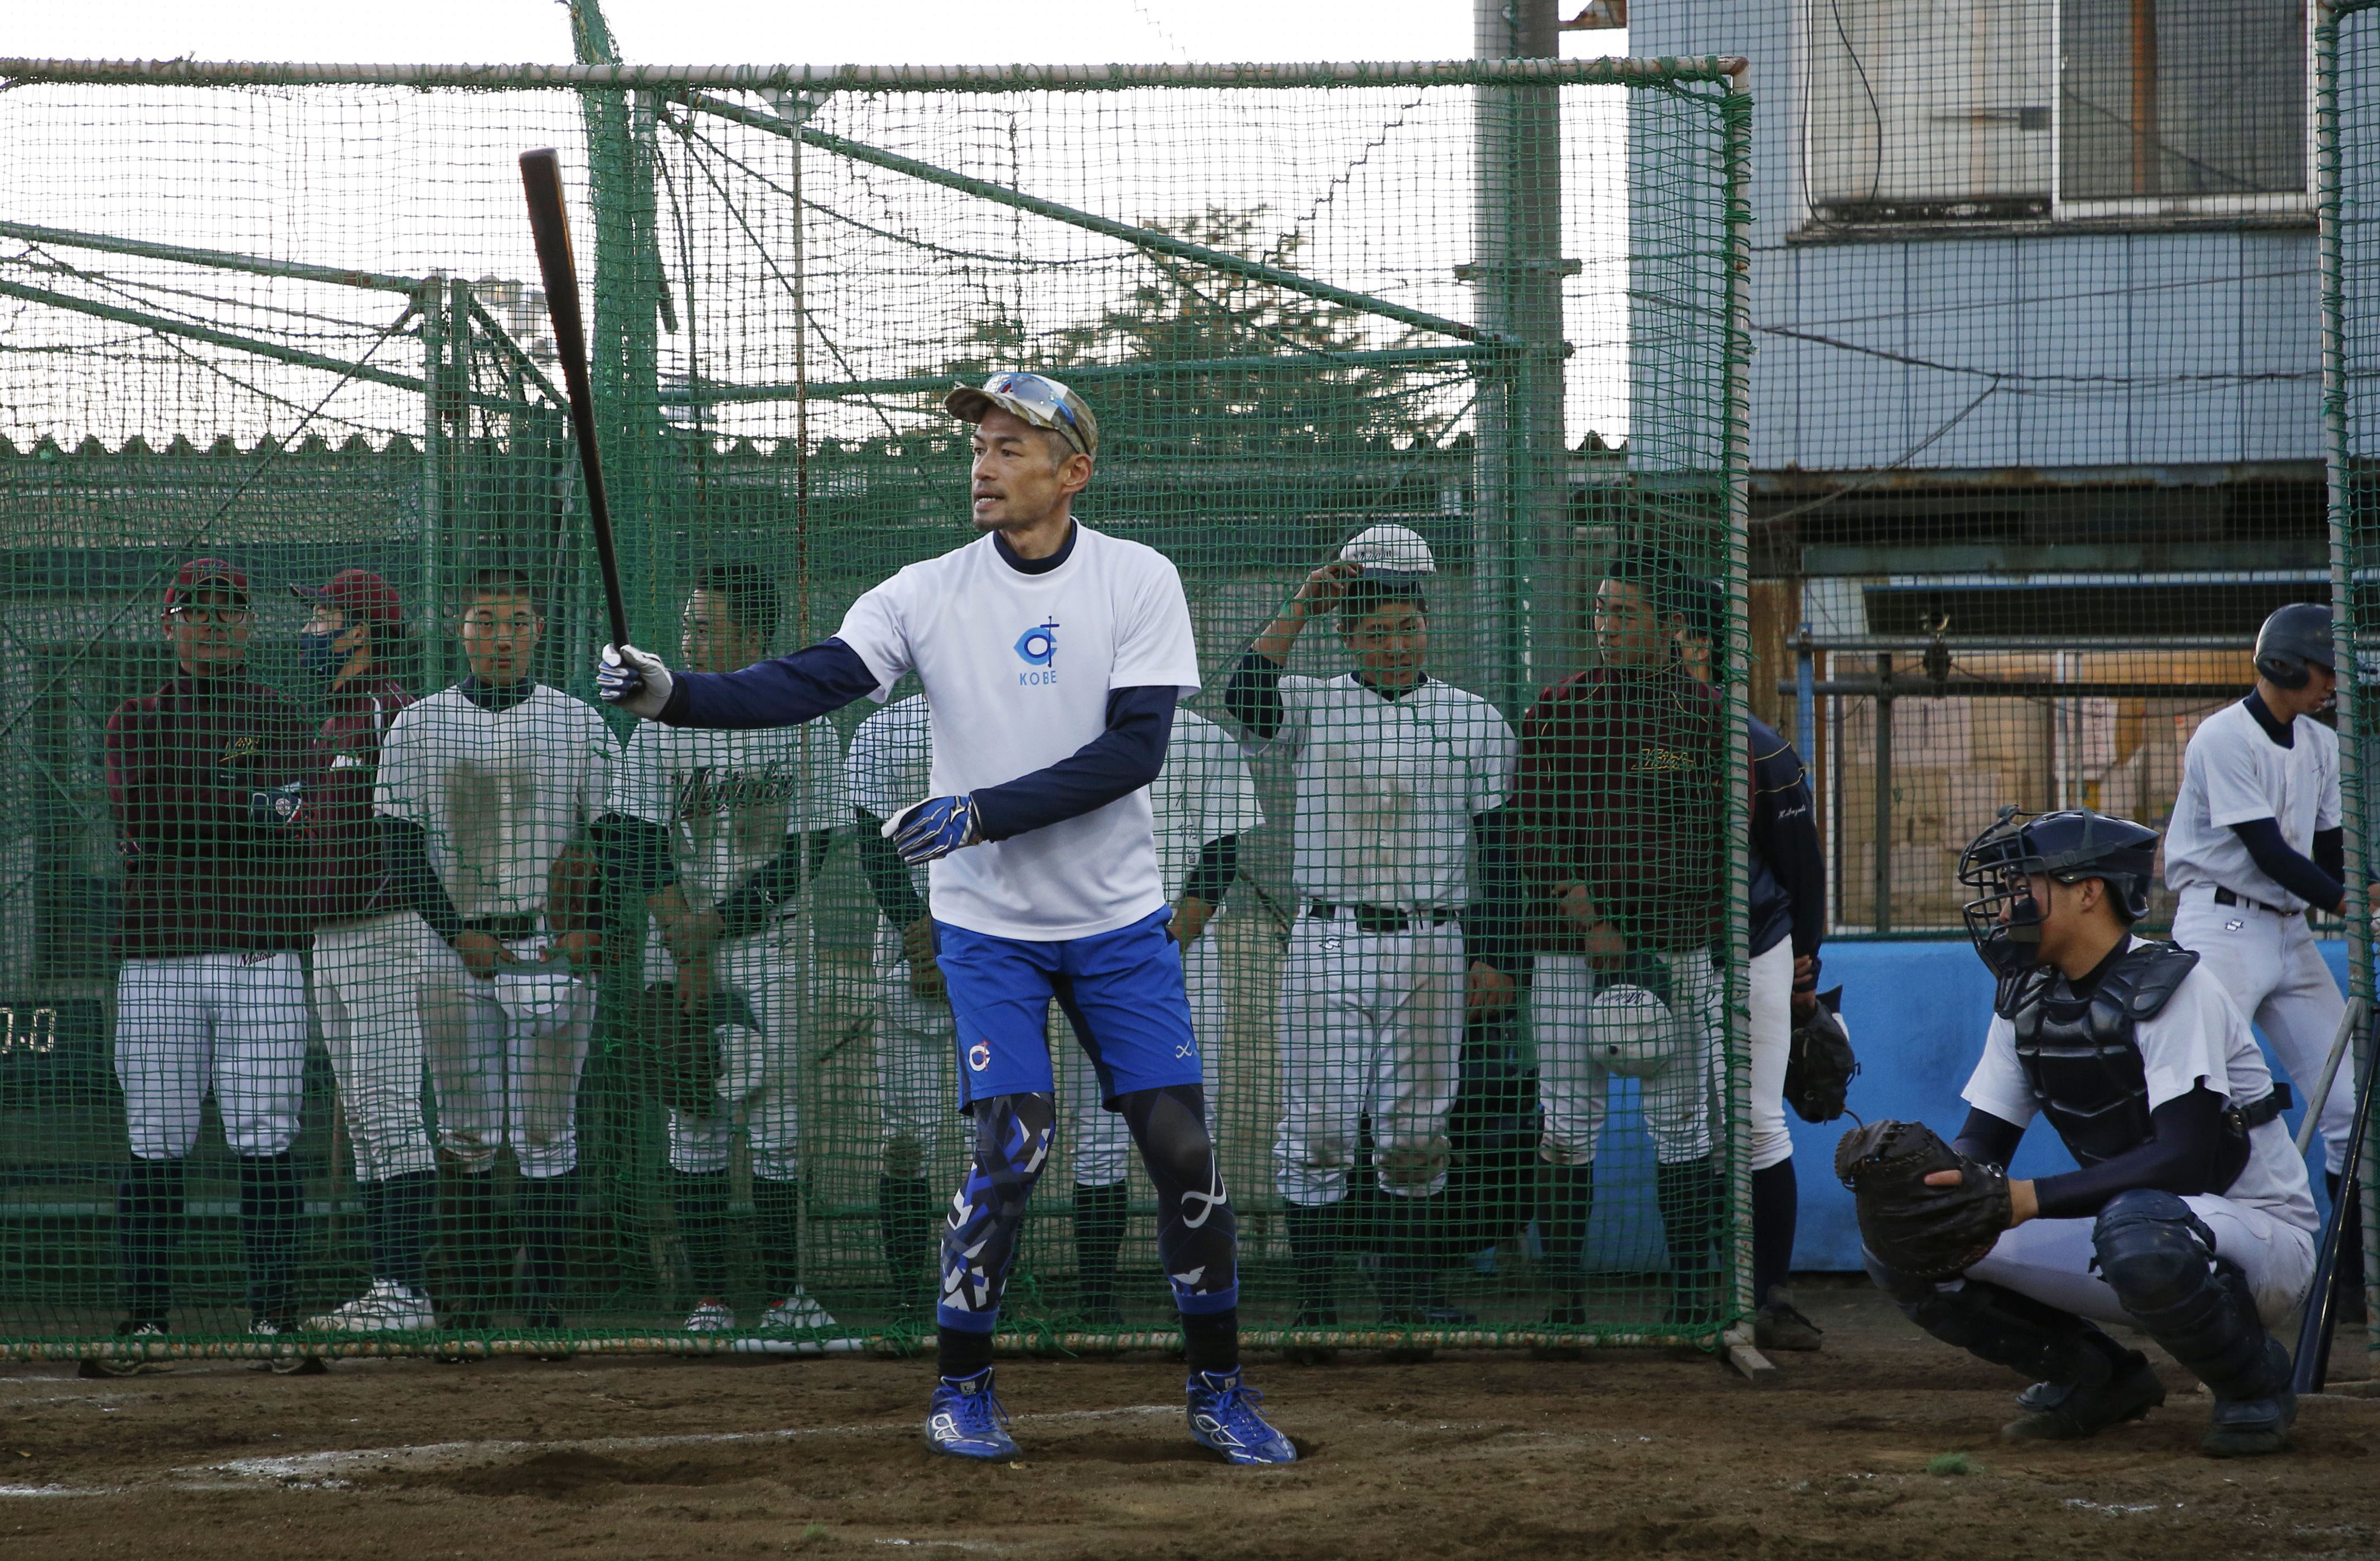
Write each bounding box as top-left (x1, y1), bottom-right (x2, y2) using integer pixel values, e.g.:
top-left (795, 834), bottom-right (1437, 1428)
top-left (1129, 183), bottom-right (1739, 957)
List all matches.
top-left (933, 906), bottom-right (1201, 1109)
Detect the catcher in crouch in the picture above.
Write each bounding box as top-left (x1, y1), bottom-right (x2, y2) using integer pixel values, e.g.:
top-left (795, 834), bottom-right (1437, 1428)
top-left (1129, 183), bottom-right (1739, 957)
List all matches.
top-left (1847, 807), bottom-right (2316, 1458)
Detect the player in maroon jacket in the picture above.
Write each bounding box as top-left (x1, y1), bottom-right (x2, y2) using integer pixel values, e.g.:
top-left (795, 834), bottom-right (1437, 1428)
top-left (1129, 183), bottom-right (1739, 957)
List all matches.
top-left (287, 570), bottom-right (439, 1334)
top-left (89, 559), bottom-right (320, 1376)
top-left (1512, 544), bottom-right (1730, 1328)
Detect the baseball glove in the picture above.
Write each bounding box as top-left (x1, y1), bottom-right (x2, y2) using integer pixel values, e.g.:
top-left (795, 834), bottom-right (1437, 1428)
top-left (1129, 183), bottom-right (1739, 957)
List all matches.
top-left (1783, 986), bottom-right (1857, 1123)
top-left (1834, 1118), bottom-right (2011, 1281)
top-left (631, 982), bottom-right (723, 1119)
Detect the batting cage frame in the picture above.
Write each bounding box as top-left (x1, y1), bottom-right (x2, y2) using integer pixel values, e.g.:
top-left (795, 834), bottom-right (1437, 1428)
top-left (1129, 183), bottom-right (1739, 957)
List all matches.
top-left (0, 55), bottom-right (1753, 1366)
top-left (2315, 0), bottom-right (2380, 1376)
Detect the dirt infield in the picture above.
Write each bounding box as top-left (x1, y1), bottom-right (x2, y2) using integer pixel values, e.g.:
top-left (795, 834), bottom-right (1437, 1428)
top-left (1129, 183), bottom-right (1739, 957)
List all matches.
top-left (3, 1285), bottom-right (2375, 1561)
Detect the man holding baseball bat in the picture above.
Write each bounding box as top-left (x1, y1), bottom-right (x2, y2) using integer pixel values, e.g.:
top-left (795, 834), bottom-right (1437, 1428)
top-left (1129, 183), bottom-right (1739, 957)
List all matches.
top-left (598, 374), bottom-right (1294, 1467)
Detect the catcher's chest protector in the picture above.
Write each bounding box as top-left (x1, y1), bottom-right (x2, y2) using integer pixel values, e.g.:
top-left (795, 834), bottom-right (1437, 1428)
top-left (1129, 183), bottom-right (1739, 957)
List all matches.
top-left (2002, 941), bottom-right (2199, 1167)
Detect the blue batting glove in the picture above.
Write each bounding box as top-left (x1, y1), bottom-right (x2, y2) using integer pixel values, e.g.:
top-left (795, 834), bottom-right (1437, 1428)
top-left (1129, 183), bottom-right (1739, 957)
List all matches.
top-left (886, 794), bottom-right (983, 866)
top-left (598, 643), bottom-right (674, 720)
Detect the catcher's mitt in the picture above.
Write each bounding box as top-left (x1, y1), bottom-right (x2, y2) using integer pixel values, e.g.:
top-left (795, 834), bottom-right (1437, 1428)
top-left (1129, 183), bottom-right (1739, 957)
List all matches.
top-left (631, 982), bottom-right (723, 1119)
top-left (1783, 986), bottom-right (1857, 1124)
top-left (1834, 1119), bottom-right (2011, 1281)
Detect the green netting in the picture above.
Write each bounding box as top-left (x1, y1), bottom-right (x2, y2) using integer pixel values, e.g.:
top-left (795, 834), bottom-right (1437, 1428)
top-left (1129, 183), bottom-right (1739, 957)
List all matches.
top-left (2319, 0), bottom-right (2380, 1349)
top-left (0, 59), bottom-right (1748, 1363)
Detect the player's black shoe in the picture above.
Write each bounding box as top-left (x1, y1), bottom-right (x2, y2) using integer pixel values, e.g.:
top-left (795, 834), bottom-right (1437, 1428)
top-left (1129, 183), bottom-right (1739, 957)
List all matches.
top-left (80, 1320), bottom-right (172, 1379)
top-left (1754, 1287), bottom-right (1824, 1352)
top-left (2201, 1340), bottom-right (2296, 1458)
top-left (2000, 1347), bottom-right (2165, 1441)
top-left (249, 1318), bottom-right (327, 1375)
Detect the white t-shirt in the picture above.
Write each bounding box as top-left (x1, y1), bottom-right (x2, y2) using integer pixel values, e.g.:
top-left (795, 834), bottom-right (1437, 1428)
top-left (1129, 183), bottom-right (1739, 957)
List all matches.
top-left (1962, 938), bottom-right (2319, 1232)
top-left (1150, 709), bottom-right (1265, 900)
top-left (2165, 699), bottom-right (2340, 909)
top-left (846, 694), bottom-right (935, 909)
top-left (375, 683), bottom-right (617, 919)
top-left (1256, 672), bottom-right (1516, 909)
top-left (609, 719), bottom-right (844, 913)
top-left (833, 525), bottom-right (1201, 939)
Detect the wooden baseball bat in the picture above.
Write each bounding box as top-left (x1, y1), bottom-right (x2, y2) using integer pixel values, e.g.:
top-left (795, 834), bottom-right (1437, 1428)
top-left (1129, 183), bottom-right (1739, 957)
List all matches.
top-left (518, 147), bottom-right (631, 652)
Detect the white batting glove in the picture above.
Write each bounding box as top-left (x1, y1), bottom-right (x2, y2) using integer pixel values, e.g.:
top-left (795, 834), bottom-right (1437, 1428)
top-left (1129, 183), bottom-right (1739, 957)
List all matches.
top-left (598, 643), bottom-right (674, 720)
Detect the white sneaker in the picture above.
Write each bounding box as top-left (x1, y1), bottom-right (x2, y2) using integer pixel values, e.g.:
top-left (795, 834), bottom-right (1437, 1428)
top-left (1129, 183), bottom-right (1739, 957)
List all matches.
top-left (303, 1280), bottom-right (436, 1334)
top-left (249, 1318), bottom-right (326, 1375)
top-left (760, 1288), bottom-right (840, 1333)
top-left (682, 1297), bottom-right (738, 1332)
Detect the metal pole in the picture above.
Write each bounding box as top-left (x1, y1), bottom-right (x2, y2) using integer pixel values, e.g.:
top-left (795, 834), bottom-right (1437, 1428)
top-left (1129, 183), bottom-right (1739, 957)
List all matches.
top-left (0, 218), bottom-right (427, 295)
top-left (1874, 654), bottom-right (1894, 933)
top-left (1472, 0), bottom-right (1563, 715)
top-left (419, 274), bottom-right (447, 691)
top-left (1795, 623), bottom-right (1816, 751)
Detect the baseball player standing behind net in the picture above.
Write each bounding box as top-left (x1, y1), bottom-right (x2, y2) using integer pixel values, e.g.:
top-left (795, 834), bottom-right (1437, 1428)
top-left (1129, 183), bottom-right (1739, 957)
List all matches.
top-left (600, 372), bottom-right (1293, 1465)
top-left (374, 568), bottom-right (616, 1337)
top-left (1512, 544), bottom-right (1730, 1328)
top-left (2165, 601), bottom-right (2367, 1315)
top-left (1222, 524), bottom-right (1518, 1331)
top-left (287, 570), bottom-right (439, 1335)
top-left (605, 563), bottom-right (844, 1336)
top-left (1856, 808), bottom-right (2313, 1457)
top-left (90, 559), bottom-right (319, 1376)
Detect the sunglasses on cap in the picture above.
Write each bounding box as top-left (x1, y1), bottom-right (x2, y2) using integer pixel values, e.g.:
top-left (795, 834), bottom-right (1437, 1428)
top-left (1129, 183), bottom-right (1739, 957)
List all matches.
top-left (949, 372), bottom-right (1098, 458)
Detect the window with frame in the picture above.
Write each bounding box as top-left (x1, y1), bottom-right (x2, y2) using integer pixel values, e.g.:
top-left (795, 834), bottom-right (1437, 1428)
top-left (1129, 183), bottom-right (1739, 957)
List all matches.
top-left (1803, 0), bottom-right (2306, 229)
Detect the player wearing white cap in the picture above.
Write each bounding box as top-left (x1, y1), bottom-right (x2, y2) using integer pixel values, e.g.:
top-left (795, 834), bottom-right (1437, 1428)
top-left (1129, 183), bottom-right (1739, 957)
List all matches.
top-left (2165, 600), bottom-right (2366, 1314)
top-left (598, 372), bottom-right (1293, 1465)
top-left (375, 568), bottom-right (615, 1339)
top-left (1223, 524), bottom-right (1519, 1331)
top-left (606, 563), bottom-right (844, 1336)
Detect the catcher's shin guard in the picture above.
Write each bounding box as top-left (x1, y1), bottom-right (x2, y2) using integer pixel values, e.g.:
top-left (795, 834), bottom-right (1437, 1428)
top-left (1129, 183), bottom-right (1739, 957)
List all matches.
top-left (1865, 1254), bottom-right (2163, 1440)
top-left (2092, 1190), bottom-right (2294, 1456)
top-left (238, 1151), bottom-right (302, 1324)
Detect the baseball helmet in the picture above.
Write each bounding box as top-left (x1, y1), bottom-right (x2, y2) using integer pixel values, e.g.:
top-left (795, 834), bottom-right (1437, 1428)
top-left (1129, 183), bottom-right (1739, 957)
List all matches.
top-left (2252, 601), bottom-right (2337, 691)
top-left (1339, 522), bottom-right (1436, 581)
top-left (1957, 807), bottom-right (2161, 976)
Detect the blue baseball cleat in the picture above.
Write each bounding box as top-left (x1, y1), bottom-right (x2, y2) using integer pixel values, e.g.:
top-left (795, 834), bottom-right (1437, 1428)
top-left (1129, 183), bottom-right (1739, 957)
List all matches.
top-left (1186, 1368), bottom-right (1298, 1465)
top-left (925, 1367), bottom-right (1019, 1462)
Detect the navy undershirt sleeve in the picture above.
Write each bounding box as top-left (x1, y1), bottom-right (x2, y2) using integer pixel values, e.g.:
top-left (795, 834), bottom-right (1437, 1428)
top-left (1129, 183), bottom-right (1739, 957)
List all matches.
top-left (1750, 726), bottom-right (1827, 963)
top-left (589, 812), bottom-right (676, 897)
top-left (2030, 1087), bottom-right (2235, 1219)
top-left (2231, 817), bottom-right (2345, 910)
top-left (854, 807), bottom-right (928, 928)
top-left (968, 685), bottom-right (1177, 842)
top-left (2315, 825), bottom-right (2345, 886)
top-left (378, 816), bottom-right (465, 943)
top-left (1222, 651), bottom-right (1286, 742)
top-left (1183, 833), bottom-right (1239, 906)
top-left (714, 828), bottom-right (836, 941)
top-left (1465, 803), bottom-right (1526, 974)
top-left (1951, 1107), bottom-right (2025, 1171)
top-left (660, 637), bottom-right (882, 730)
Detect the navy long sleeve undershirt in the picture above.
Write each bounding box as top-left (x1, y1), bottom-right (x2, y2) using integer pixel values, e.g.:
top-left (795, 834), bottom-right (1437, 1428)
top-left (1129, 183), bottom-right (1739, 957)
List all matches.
top-left (378, 816), bottom-right (465, 942)
top-left (2231, 817), bottom-right (2345, 910)
top-left (1184, 834), bottom-right (1239, 906)
top-left (660, 637), bottom-right (883, 730)
top-left (1951, 1088), bottom-right (2235, 1221)
top-left (855, 807), bottom-right (928, 929)
top-left (969, 685), bottom-right (1176, 841)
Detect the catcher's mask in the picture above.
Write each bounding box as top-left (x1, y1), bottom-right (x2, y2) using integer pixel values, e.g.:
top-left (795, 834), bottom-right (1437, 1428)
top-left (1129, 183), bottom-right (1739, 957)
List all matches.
top-left (1957, 806), bottom-right (2160, 977)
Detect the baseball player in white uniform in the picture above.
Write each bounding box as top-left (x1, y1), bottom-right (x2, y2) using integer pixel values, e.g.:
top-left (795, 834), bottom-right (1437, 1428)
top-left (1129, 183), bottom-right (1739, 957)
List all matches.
top-left (601, 372), bottom-right (1293, 1465)
top-left (1869, 807), bottom-right (2315, 1457)
top-left (2166, 601), bottom-right (2364, 1307)
top-left (608, 563), bottom-right (843, 1336)
top-left (375, 568), bottom-right (616, 1335)
top-left (1223, 525), bottom-right (1518, 1330)
top-left (846, 694), bottom-right (960, 1311)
